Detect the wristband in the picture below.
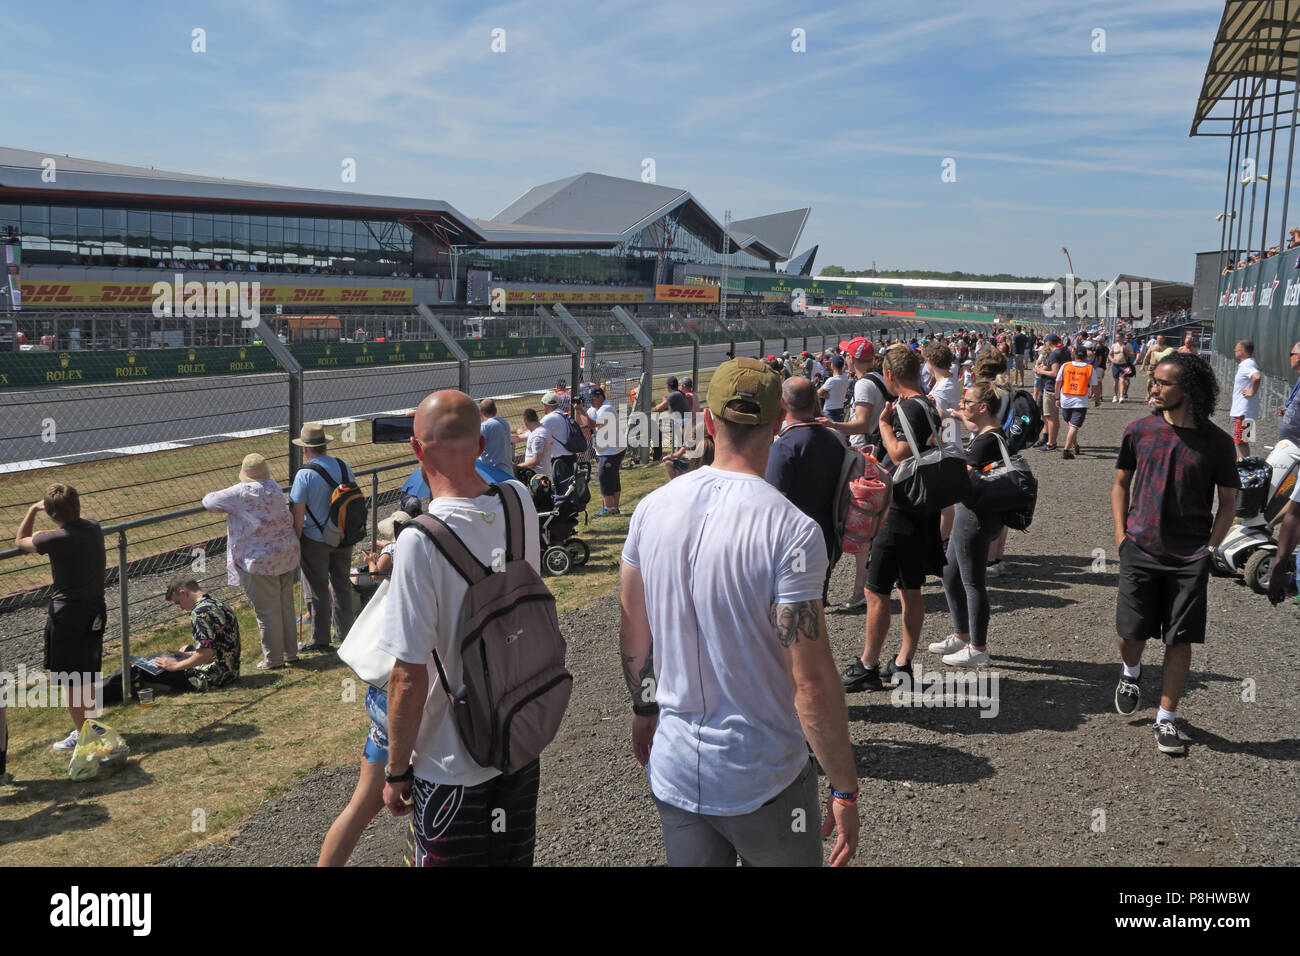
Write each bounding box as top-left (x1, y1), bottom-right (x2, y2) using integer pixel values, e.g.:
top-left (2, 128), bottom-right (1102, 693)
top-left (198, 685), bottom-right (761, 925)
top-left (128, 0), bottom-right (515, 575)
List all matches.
top-left (632, 701), bottom-right (660, 717)
top-left (830, 787), bottom-right (859, 805)
top-left (385, 765), bottom-right (414, 784)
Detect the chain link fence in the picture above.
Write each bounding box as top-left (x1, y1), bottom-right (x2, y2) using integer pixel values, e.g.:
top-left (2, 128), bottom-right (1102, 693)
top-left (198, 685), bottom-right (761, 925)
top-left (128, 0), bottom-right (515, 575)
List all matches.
top-left (0, 302), bottom-right (866, 672)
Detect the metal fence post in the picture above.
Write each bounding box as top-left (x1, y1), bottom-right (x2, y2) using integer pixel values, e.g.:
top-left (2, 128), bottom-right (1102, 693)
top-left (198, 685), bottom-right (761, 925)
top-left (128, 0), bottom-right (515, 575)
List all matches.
top-left (551, 304), bottom-right (595, 382)
top-left (415, 304), bottom-right (471, 393)
top-left (611, 306), bottom-right (656, 465)
top-left (251, 315), bottom-right (305, 475)
top-left (117, 530), bottom-right (131, 705)
top-left (371, 471), bottom-right (380, 553)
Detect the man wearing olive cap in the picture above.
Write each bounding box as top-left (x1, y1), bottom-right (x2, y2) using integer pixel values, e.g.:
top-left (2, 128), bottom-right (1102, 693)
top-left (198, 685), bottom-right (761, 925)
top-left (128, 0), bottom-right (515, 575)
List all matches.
top-left (619, 358), bottom-right (860, 867)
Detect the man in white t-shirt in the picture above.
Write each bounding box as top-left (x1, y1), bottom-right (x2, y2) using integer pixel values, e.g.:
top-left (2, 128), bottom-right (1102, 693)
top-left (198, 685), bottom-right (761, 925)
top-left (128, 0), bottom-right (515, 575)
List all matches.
top-left (1231, 339), bottom-right (1262, 459)
top-left (379, 390), bottom-right (542, 866)
top-left (539, 392), bottom-right (580, 492)
top-left (517, 408), bottom-right (553, 478)
top-left (587, 386), bottom-right (626, 516)
top-left (817, 355), bottom-right (850, 422)
top-left (620, 357), bottom-right (860, 867)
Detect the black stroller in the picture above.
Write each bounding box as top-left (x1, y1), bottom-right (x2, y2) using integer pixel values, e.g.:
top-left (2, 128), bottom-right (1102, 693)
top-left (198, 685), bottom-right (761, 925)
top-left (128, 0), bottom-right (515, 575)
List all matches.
top-left (525, 460), bottom-right (593, 575)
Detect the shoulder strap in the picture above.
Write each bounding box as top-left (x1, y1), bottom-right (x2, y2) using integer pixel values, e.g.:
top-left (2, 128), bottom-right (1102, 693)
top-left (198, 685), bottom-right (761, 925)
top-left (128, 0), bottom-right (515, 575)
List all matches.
top-left (302, 461), bottom-right (337, 533)
top-left (306, 460), bottom-right (339, 490)
top-left (494, 482), bottom-right (527, 563)
top-left (893, 397), bottom-right (924, 458)
top-left (411, 513), bottom-right (491, 587)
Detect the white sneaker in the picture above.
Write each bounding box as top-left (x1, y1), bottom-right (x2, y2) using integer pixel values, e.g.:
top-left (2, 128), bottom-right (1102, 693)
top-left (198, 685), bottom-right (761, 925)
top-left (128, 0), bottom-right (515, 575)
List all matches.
top-left (944, 645), bottom-right (990, 667)
top-left (52, 729), bottom-right (79, 752)
top-left (929, 634), bottom-right (968, 655)
top-left (1112, 395), bottom-right (1119, 403)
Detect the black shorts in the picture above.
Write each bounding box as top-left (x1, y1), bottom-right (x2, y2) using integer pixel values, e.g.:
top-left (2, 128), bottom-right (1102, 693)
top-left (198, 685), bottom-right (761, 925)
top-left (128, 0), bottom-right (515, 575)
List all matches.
top-left (1064, 407), bottom-right (1087, 428)
top-left (43, 599), bottom-right (106, 674)
top-left (865, 509), bottom-right (943, 595)
top-left (597, 451), bottom-right (624, 496)
top-left (1111, 363), bottom-right (1126, 380)
top-left (1115, 540), bottom-right (1211, 645)
top-left (409, 759), bottom-right (540, 867)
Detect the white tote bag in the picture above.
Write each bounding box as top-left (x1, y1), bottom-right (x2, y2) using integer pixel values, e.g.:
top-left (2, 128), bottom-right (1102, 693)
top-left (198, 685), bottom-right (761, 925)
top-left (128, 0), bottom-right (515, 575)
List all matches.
top-left (337, 579), bottom-right (395, 689)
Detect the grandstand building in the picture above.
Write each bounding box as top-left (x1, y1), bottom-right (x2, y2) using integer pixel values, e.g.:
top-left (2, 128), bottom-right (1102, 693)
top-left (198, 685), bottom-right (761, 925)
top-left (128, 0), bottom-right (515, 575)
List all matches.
top-left (0, 148), bottom-right (815, 343)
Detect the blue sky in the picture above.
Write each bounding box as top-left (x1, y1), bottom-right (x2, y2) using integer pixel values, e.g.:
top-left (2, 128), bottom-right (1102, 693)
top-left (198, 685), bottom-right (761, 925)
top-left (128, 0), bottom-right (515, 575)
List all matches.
top-left (1, 0), bottom-right (1245, 281)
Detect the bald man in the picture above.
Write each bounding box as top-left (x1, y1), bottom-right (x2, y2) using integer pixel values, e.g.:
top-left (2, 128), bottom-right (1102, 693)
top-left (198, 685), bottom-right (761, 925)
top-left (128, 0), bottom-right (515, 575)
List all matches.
top-left (377, 390), bottom-right (545, 866)
top-left (766, 377), bottom-right (849, 603)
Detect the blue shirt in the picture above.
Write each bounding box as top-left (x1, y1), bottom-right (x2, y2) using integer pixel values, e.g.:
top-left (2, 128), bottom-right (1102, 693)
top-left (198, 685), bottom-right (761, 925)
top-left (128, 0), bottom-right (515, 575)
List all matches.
top-left (479, 416), bottom-right (512, 470)
top-left (290, 455), bottom-right (347, 544)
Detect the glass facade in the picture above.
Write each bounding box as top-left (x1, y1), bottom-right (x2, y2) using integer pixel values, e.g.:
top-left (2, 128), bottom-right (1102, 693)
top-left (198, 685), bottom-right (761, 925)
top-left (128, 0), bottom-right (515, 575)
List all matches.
top-left (0, 203), bottom-right (416, 270)
top-left (462, 205), bottom-right (773, 285)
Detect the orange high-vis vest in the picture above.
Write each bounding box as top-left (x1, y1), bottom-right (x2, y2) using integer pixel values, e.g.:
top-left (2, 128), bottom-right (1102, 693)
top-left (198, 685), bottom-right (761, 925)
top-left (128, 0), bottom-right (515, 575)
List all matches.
top-left (1060, 362), bottom-right (1092, 397)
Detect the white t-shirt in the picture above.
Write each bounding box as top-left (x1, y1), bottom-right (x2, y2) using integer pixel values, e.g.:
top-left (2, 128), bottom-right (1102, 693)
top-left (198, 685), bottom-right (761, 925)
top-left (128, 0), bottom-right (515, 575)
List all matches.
top-left (928, 373), bottom-right (962, 417)
top-left (821, 373), bottom-right (850, 410)
top-left (849, 375), bottom-right (886, 450)
top-left (1232, 357), bottom-right (1262, 419)
top-left (587, 402), bottom-right (625, 456)
top-left (540, 409), bottom-right (574, 460)
top-left (377, 482), bottom-right (541, 786)
top-left (525, 426), bottom-right (553, 476)
top-left (1056, 361), bottom-right (1092, 409)
top-left (621, 467), bottom-right (827, 816)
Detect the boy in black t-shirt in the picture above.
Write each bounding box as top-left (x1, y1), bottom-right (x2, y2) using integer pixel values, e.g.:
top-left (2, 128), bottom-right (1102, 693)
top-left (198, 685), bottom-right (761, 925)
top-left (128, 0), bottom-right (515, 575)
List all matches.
top-left (15, 483), bottom-right (106, 752)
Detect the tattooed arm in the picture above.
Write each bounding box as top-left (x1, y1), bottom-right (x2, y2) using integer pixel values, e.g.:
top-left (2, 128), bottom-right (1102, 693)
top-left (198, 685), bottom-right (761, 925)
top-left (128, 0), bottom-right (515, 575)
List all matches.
top-left (775, 598), bottom-right (860, 865)
top-left (619, 562), bottom-right (657, 766)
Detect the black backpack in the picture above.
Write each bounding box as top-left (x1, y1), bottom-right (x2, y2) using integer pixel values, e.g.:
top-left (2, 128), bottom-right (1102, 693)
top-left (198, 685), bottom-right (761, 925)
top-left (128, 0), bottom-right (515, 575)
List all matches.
top-left (306, 460), bottom-right (369, 547)
top-left (558, 409), bottom-right (588, 454)
top-left (1001, 389), bottom-right (1044, 454)
top-left (861, 372), bottom-right (895, 451)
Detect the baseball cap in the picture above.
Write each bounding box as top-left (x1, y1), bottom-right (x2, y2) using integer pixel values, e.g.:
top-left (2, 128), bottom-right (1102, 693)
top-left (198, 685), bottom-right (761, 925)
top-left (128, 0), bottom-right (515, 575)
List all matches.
top-left (839, 337), bottom-right (875, 361)
top-left (541, 391), bottom-right (559, 405)
top-left (1045, 334), bottom-right (1061, 344)
top-left (707, 357), bottom-right (782, 426)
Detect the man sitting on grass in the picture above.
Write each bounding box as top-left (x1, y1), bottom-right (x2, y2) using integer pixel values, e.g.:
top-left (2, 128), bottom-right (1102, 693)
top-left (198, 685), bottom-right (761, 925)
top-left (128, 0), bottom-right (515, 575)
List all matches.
top-left (100, 574), bottom-right (241, 705)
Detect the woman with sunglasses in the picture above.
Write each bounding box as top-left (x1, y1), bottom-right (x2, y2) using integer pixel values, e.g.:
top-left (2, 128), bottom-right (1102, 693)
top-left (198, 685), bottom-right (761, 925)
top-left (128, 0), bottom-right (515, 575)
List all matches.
top-left (931, 381), bottom-right (1006, 667)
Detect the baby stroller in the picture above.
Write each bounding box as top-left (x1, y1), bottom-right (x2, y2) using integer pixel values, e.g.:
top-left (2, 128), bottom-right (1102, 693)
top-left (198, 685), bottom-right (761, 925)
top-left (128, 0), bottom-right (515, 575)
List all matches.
top-left (1212, 439), bottom-right (1300, 592)
top-left (528, 460), bottom-right (593, 576)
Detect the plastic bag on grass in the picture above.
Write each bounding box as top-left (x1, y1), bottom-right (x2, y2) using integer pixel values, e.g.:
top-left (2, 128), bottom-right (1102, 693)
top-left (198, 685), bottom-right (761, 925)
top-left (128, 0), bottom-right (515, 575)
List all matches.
top-left (68, 719), bottom-right (129, 781)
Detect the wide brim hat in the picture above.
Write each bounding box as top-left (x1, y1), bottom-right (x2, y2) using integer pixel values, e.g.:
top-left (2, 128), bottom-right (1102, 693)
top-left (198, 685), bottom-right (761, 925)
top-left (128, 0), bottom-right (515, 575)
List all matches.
top-left (376, 510), bottom-right (414, 540)
top-left (291, 423), bottom-right (334, 448)
top-left (238, 452), bottom-right (271, 482)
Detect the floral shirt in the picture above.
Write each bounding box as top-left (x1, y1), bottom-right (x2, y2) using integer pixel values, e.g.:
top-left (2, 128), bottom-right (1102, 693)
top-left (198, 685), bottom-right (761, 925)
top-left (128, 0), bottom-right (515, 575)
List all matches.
top-left (202, 479), bottom-right (300, 585)
top-left (189, 595), bottom-right (241, 689)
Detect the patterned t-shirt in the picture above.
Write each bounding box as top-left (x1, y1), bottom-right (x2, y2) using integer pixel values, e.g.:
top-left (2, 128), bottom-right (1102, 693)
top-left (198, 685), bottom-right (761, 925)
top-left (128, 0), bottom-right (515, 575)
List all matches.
top-left (1116, 415), bottom-right (1240, 564)
top-left (188, 595), bottom-right (241, 688)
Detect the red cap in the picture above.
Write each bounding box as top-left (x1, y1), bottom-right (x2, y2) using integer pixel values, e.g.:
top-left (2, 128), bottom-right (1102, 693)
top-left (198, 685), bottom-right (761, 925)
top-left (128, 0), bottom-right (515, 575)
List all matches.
top-left (840, 337), bottom-right (875, 361)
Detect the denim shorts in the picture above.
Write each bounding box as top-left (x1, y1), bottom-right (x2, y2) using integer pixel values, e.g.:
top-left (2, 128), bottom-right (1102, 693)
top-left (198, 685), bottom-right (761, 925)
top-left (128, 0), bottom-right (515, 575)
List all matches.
top-left (363, 685), bottom-right (389, 764)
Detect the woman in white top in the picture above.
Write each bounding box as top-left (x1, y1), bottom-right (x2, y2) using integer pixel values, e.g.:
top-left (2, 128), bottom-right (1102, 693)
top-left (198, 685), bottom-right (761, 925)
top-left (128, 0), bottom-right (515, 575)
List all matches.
top-left (202, 453), bottom-right (300, 668)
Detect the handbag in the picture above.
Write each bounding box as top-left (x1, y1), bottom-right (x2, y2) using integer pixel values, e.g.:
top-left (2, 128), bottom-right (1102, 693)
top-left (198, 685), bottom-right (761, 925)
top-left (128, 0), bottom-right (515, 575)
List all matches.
top-left (970, 432), bottom-right (1037, 530)
top-left (338, 578), bottom-right (394, 689)
top-left (890, 398), bottom-right (972, 515)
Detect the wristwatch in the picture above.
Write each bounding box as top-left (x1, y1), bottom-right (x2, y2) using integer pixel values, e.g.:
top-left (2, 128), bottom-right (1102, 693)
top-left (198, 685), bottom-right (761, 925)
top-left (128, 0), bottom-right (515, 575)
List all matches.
top-left (385, 765), bottom-right (414, 784)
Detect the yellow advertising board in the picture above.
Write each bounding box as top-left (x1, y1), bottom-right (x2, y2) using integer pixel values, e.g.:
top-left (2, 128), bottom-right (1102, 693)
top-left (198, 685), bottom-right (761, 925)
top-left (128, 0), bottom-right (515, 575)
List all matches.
top-left (503, 289), bottom-right (649, 304)
top-left (655, 284), bottom-right (719, 302)
top-left (18, 280), bottom-right (414, 308)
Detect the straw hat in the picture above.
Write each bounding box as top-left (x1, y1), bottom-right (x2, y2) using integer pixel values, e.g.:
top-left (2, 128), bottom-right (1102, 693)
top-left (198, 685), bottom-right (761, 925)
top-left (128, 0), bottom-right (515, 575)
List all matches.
top-left (238, 453), bottom-right (271, 482)
top-left (291, 423), bottom-right (334, 448)
top-left (376, 510), bottom-right (414, 540)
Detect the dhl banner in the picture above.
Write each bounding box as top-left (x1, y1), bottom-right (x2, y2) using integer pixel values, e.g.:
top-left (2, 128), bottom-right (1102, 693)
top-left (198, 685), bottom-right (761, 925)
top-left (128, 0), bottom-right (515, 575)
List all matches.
top-left (504, 289), bottom-right (648, 304)
top-left (656, 284), bottom-right (719, 302)
top-left (18, 281), bottom-right (414, 308)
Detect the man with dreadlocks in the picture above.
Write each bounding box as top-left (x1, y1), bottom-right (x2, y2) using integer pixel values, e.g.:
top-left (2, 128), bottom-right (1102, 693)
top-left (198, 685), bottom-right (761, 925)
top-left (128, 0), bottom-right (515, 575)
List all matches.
top-left (1110, 353), bottom-right (1239, 756)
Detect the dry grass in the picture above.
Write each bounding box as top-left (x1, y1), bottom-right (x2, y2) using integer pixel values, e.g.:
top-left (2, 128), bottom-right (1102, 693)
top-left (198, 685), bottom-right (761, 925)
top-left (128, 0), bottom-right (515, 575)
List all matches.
top-left (0, 451), bottom-right (677, 865)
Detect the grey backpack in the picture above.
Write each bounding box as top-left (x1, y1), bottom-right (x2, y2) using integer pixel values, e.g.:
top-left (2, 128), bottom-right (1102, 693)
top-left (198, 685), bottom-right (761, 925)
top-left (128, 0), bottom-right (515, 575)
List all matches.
top-left (412, 483), bottom-right (573, 774)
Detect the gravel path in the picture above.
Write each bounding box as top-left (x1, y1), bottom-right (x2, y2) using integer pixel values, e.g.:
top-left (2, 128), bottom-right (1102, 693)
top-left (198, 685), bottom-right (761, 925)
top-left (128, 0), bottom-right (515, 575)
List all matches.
top-left (168, 393), bottom-right (1300, 867)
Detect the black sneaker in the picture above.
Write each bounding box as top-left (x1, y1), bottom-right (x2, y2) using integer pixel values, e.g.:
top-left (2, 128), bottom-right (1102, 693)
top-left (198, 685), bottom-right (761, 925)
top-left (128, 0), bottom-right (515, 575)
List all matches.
top-left (1114, 669), bottom-right (1141, 715)
top-left (880, 658), bottom-right (913, 690)
top-left (840, 659), bottom-right (883, 693)
top-left (1154, 719), bottom-right (1187, 755)
top-left (1062, 449), bottom-right (1076, 460)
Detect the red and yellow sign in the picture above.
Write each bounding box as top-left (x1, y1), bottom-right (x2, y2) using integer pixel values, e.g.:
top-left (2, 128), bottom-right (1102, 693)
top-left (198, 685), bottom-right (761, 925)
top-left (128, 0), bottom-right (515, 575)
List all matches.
top-left (504, 289), bottom-right (648, 304)
top-left (18, 281), bottom-right (414, 308)
top-left (656, 284), bottom-right (719, 302)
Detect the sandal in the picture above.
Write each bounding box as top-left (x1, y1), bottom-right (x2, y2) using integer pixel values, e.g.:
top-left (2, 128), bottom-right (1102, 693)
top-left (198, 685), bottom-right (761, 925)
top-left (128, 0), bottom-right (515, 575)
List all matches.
top-left (256, 660), bottom-right (287, 670)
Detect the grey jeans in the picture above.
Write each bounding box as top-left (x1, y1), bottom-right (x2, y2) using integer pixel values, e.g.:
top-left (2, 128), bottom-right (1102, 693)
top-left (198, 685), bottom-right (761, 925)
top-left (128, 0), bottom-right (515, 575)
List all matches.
top-left (299, 536), bottom-right (353, 647)
top-left (244, 569), bottom-right (297, 665)
top-left (652, 758), bottom-right (821, 867)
